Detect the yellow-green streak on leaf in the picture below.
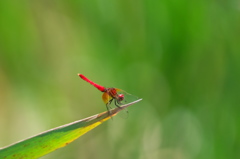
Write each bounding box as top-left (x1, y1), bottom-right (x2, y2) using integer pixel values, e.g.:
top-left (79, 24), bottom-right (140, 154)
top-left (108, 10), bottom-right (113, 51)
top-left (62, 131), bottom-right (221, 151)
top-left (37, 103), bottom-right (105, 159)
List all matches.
top-left (0, 99), bottom-right (142, 159)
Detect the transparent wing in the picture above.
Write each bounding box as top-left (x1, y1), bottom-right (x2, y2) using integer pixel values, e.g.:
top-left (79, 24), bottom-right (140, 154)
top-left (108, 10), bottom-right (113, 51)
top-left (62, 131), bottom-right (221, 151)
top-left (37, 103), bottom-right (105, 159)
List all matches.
top-left (103, 88), bottom-right (139, 118)
top-left (116, 89), bottom-right (140, 105)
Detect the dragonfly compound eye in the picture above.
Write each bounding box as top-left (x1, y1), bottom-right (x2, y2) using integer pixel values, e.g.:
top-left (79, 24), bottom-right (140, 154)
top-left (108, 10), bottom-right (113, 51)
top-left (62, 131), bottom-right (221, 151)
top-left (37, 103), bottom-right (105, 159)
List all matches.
top-left (118, 94), bottom-right (124, 101)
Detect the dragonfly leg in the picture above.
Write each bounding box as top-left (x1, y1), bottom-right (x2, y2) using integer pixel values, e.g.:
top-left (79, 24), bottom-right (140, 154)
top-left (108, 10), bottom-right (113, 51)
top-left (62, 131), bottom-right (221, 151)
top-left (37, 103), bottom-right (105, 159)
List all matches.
top-left (106, 99), bottom-right (114, 120)
top-left (106, 99), bottom-right (113, 115)
top-left (115, 99), bottom-right (129, 118)
top-left (114, 100), bottom-right (122, 109)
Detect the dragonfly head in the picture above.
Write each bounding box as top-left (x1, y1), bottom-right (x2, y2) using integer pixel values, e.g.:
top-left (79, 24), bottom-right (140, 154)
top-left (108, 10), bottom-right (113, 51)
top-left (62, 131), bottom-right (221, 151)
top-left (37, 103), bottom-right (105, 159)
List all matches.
top-left (118, 94), bottom-right (124, 101)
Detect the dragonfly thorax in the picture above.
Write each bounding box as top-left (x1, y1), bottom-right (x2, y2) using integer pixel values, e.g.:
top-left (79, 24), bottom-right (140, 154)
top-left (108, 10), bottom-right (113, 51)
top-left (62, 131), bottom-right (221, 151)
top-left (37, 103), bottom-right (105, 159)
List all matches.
top-left (105, 88), bottom-right (124, 104)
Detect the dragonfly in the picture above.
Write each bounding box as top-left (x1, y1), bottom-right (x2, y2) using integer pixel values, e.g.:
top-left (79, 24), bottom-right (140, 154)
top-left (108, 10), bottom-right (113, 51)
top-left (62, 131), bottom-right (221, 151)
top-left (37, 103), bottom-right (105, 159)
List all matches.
top-left (78, 74), bottom-right (138, 115)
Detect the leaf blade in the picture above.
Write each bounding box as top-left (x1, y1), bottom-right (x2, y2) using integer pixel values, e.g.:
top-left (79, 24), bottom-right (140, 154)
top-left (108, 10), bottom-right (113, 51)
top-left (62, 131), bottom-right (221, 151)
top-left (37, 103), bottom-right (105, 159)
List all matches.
top-left (0, 99), bottom-right (142, 159)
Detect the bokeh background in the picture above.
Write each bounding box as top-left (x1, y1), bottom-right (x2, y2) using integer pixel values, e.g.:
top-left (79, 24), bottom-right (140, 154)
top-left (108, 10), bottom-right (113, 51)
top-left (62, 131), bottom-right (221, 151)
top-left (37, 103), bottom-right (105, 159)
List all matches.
top-left (0, 0), bottom-right (239, 159)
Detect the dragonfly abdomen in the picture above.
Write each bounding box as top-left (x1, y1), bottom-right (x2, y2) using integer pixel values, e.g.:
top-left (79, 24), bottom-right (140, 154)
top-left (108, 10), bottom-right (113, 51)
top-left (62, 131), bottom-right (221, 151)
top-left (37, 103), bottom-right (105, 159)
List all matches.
top-left (78, 74), bottom-right (106, 92)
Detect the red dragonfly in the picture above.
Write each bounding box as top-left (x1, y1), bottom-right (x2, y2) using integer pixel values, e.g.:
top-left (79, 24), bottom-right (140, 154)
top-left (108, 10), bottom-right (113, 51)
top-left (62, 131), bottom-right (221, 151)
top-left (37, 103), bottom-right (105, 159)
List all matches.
top-left (78, 74), bottom-right (138, 114)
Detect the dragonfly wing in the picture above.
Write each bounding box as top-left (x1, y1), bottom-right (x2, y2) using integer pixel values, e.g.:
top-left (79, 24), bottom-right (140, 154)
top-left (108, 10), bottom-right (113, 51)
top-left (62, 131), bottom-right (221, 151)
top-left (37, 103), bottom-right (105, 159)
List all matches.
top-left (102, 92), bottom-right (112, 105)
top-left (115, 88), bottom-right (122, 92)
top-left (116, 90), bottom-right (139, 105)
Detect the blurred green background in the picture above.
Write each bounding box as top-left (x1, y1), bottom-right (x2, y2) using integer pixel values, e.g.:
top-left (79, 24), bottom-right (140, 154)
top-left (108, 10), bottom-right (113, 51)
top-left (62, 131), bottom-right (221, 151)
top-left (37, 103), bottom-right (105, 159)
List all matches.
top-left (0, 0), bottom-right (239, 159)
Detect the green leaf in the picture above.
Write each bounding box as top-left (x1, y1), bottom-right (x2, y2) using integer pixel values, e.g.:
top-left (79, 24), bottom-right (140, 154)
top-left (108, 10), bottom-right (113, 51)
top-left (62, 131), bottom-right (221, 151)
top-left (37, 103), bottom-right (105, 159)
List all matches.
top-left (0, 99), bottom-right (142, 159)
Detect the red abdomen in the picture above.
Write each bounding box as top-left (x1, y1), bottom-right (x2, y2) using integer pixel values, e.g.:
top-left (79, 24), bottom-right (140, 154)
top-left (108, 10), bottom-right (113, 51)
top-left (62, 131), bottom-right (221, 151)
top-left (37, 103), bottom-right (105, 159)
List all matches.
top-left (78, 74), bottom-right (106, 92)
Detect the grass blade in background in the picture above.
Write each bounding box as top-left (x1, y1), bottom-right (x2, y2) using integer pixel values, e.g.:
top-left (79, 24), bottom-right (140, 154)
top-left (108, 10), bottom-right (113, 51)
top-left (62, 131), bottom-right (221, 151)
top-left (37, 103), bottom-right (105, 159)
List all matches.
top-left (0, 99), bottom-right (142, 159)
